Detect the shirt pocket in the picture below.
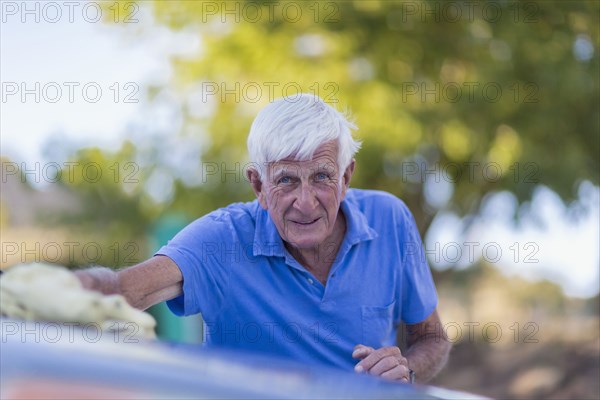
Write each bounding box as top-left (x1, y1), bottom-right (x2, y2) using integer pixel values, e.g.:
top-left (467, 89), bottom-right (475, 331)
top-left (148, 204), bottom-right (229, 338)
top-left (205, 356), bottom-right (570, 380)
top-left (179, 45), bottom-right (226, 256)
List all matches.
top-left (361, 300), bottom-right (396, 348)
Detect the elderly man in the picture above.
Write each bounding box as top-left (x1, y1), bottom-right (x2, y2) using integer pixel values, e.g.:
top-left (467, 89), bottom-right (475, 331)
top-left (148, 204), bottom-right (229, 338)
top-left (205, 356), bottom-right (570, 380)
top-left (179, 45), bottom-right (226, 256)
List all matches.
top-left (78, 94), bottom-right (451, 383)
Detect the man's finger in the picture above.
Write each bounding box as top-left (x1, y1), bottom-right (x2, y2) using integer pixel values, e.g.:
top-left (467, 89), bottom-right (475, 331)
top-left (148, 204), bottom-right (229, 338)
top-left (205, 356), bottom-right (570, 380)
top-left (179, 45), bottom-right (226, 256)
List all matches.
top-left (352, 344), bottom-right (374, 359)
top-left (355, 346), bottom-right (402, 371)
top-left (380, 364), bottom-right (411, 382)
top-left (352, 344), bottom-right (372, 352)
top-left (368, 356), bottom-right (403, 376)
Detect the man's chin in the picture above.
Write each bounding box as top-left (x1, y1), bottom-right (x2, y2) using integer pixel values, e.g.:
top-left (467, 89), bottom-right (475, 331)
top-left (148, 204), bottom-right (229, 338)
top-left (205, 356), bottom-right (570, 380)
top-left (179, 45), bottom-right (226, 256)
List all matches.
top-left (284, 236), bottom-right (324, 251)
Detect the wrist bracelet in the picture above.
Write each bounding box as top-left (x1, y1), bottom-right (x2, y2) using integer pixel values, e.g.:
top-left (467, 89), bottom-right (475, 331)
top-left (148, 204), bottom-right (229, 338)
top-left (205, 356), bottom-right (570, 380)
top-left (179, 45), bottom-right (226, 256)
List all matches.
top-left (409, 369), bottom-right (416, 384)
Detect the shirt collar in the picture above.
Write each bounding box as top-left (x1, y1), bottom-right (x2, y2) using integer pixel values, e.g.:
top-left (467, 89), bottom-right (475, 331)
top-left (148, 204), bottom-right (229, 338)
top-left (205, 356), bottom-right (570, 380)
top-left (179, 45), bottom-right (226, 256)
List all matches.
top-left (339, 197), bottom-right (379, 245)
top-left (253, 203), bottom-right (286, 257)
top-left (252, 195), bottom-right (378, 257)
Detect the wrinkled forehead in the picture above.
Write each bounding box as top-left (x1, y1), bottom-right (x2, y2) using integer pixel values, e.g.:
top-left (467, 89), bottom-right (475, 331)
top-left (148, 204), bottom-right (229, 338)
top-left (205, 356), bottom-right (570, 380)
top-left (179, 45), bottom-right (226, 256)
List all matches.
top-left (267, 158), bottom-right (339, 179)
top-left (266, 141), bottom-right (340, 179)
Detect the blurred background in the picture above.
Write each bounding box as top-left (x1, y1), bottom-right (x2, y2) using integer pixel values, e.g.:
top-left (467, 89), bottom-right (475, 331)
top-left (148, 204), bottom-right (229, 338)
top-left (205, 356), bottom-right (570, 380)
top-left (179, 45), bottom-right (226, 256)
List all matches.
top-left (1, 1), bottom-right (598, 398)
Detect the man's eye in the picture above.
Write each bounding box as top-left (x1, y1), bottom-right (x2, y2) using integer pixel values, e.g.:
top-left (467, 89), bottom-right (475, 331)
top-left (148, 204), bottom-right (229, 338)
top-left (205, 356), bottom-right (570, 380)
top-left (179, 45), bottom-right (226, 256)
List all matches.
top-left (277, 176), bottom-right (292, 184)
top-left (315, 172), bottom-right (329, 181)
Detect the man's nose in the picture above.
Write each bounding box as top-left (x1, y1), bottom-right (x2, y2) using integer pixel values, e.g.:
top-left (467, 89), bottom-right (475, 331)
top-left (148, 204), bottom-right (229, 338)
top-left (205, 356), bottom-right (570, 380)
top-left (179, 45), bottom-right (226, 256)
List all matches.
top-left (293, 183), bottom-right (318, 212)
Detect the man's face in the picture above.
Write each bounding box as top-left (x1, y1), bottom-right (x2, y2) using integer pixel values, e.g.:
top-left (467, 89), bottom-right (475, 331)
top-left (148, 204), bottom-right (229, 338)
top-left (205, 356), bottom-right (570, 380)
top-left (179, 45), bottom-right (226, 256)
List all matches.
top-left (250, 141), bottom-right (354, 250)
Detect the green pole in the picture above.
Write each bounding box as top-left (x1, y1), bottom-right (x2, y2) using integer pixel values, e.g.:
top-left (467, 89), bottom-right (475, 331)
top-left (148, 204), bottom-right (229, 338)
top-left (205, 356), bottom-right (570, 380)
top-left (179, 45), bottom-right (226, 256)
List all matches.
top-left (147, 213), bottom-right (203, 344)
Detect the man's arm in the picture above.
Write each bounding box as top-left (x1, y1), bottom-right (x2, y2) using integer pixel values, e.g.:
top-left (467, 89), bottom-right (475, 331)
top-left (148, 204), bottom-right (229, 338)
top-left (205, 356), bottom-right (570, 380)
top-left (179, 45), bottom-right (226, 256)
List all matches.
top-left (75, 255), bottom-right (183, 311)
top-left (352, 309), bottom-right (451, 384)
top-left (403, 309), bottom-right (451, 383)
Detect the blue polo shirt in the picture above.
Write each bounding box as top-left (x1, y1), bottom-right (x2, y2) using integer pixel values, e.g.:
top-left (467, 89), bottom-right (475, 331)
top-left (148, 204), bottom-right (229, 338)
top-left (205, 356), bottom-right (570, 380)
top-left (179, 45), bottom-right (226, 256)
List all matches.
top-left (157, 189), bottom-right (437, 370)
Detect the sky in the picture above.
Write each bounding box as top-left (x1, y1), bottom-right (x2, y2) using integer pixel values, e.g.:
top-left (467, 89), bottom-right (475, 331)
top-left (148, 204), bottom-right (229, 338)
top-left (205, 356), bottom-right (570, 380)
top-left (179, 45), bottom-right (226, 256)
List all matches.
top-left (1, 2), bottom-right (598, 298)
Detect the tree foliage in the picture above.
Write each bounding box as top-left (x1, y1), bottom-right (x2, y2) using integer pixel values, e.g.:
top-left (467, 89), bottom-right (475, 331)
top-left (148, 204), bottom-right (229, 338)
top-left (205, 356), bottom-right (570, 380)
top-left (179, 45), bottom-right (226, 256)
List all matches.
top-left (142, 0), bottom-right (599, 232)
top-left (53, 1), bottom-right (598, 240)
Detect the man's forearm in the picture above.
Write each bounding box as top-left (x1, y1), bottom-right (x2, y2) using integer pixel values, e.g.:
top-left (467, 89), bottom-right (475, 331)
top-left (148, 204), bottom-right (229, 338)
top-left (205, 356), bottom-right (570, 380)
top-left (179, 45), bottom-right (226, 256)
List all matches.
top-left (75, 257), bottom-right (183, 310)
top-left (402, 309), bottom-right (452, 383)
top-left (404, 334), bottom-right (451, 383)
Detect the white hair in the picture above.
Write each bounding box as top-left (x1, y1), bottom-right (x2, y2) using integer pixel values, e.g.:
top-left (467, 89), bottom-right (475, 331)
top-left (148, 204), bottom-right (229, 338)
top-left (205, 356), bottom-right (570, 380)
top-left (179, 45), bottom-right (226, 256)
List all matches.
top-left (247, 94), bottom-right (361, 180)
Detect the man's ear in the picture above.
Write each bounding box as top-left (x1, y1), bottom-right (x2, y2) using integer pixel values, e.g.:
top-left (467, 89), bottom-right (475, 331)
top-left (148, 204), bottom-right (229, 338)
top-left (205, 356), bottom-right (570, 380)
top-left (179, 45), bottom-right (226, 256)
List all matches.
top-left (247, 168), bottom-right (268, 209)
top-left (343, 159), bottom-right (356, 188)
top-left (340, 159), bottom-right (356, 198)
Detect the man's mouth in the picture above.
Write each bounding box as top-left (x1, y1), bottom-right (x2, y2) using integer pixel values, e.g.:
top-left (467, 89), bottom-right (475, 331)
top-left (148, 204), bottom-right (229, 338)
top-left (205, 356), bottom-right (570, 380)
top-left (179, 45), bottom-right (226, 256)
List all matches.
top-left (291, 218), bottom-right (320, 226)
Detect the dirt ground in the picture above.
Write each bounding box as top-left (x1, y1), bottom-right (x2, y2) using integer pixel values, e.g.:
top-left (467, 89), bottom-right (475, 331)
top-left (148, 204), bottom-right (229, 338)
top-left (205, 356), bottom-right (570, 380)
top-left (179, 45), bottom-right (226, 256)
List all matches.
top-left (431, 336), bottom-right (599, 399)
top-left (429, 265), bottom-right (599, 399)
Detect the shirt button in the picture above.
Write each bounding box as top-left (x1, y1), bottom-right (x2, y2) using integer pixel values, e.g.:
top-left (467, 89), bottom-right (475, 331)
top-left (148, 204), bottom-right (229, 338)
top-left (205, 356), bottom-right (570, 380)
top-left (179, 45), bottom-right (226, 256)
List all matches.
top-left (307, 278), bottom-right (314, 284)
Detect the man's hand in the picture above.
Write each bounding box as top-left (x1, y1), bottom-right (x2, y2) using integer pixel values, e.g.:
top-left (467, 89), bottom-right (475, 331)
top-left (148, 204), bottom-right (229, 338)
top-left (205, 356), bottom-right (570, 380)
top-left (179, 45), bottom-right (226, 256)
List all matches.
top-left (74, 256), bottom-right (183, 310)
top-left (352, 344), bottom-right (412, 383)
top-left (74, 267), bottom-right (119, 294)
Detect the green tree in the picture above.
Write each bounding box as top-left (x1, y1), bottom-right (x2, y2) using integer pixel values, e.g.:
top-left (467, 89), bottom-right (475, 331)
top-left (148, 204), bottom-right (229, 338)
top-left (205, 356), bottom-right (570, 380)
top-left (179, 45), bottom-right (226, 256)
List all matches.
top-left (61, 0), bottom-right (598, 241)
top-left (140, 0), bottom-right (598, 233)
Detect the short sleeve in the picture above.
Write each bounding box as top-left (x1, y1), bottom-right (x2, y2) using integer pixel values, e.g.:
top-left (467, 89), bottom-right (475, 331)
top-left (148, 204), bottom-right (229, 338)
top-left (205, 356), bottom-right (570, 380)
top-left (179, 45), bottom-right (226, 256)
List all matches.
top-left (155, 213), bottom-right (232, 320)
top-left (398, 204), bottom-right (438, 324)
